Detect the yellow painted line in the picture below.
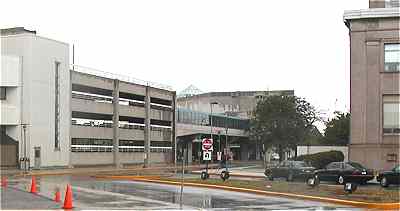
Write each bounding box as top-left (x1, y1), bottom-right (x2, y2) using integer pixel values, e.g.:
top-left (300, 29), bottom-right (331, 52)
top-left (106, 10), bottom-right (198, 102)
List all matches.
top-left (103, 176), bottom-right (400, 210)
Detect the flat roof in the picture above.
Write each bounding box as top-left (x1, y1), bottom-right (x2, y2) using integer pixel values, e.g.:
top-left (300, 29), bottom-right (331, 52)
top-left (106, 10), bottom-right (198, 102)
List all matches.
top-left (343, 7), bottom-right (400, 22)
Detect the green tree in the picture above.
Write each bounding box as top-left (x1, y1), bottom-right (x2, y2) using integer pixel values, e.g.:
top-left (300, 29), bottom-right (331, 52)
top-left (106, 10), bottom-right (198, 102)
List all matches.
top-left (323, 111), bottom-right (350, 146)
top-left (299, 125), bottom-right (324, 146)
top-left (250, 95), bottom-right (320, 161)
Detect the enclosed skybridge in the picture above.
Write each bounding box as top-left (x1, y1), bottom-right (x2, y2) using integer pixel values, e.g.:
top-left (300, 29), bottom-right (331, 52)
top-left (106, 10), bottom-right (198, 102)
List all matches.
top-left (176, 108), bottom-right (254, 164)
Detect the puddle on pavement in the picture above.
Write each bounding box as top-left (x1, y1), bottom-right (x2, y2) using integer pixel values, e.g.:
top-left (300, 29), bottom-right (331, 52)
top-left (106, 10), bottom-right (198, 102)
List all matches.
top-left (10, 176), bottom-right (361, 210)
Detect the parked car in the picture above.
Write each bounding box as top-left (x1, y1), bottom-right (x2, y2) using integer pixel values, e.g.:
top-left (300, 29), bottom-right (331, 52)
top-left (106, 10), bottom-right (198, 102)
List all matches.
top-left (314, 161), bottom-right (374, 185)
top-left (265, 160), bottom-right (315, 182)
top-left (377, 165), bottom-right (400, 187)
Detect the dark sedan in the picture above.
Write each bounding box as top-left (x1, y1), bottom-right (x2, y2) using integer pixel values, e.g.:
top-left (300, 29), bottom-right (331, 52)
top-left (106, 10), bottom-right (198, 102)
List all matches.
top-left (265, 160), bottom-right (315, 182)
top-left (377, 165), bottom-right (400, 187)
top-left (314, 161), bottom-right (374, 185)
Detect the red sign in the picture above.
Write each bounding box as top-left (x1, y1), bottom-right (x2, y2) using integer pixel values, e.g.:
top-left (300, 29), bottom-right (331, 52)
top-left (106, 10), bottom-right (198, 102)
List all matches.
top-left (202, 138), bottom-right (213, 151)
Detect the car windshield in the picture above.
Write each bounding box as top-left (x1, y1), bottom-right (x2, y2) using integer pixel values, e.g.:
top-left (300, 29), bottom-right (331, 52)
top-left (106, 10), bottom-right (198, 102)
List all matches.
top-left (348, 162), bottom-right (366, 170)
top-left (293, 161), bottom-right (311, 168)
top-left (394, 165), bottom-right (400, 172)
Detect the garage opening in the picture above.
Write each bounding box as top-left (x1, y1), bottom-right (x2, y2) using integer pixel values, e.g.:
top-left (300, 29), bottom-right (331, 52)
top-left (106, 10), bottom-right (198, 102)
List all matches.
top-left (0, 127), bottom-right (18, 168)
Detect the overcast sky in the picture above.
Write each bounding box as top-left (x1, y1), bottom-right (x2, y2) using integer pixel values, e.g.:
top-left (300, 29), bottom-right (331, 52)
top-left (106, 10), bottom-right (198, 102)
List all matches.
top-left (1, 0), bottom-right (368, 124)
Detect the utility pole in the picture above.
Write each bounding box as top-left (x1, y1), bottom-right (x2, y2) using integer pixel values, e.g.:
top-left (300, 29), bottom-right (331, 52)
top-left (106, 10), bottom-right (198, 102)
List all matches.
top-left (21, 124), bottom-right (29, 174)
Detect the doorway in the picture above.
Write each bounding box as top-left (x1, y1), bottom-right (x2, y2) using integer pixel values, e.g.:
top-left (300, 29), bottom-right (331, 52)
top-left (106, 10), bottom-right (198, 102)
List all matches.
top-left (34, 147), bottom-right (41, 168)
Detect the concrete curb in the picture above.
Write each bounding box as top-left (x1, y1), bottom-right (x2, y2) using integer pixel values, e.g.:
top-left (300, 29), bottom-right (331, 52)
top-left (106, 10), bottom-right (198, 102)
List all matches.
top-left (191, 171), bottom-right (265, 179)
top-left (101, 176), bottom-right (400, 210)
top-left (6, 164), bottom-right (220, 178)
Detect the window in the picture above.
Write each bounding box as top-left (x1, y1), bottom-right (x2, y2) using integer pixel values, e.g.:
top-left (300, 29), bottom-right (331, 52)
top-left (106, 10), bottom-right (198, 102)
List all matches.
top-left (54, 62), bottom-right (60, 150)
top-left (384, 43), bottom-right (400, 72)
top-left (327, 162), bottom-right (340, 169)
top-left (0, 87), bottom-right (6, 100)
top-left (387, 154), bottom-right (397, 162)
top-left (348, 162), bottom-right (366, 170)
top-left (383, 95), bottom-right (400, 134)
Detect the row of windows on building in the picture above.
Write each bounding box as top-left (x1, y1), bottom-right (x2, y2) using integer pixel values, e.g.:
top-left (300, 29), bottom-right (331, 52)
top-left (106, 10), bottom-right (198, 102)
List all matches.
top-left (176, 109), bottom-right (249, 130)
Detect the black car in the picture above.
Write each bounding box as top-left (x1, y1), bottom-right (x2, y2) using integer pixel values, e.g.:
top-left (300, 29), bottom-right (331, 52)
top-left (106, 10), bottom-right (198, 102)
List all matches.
top-left (314, 161), bottom-right (374, 185)
top-left (377, 165), bottom-right (400, 187)
top-left (265, 160), bottom-right (315, 182)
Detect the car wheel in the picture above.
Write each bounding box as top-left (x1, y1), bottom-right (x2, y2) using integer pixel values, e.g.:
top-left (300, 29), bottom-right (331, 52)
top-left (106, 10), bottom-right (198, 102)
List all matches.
top-left (287, 173), bottom-right (294, 182)
top-left (337, 175), bottom-right (345, 185)
top-left (380, 176), bottom-right (389, 188)
top-left (265, 171), bottom-right (274, 181)
top-left (201, 172), bottom-right (209, 180)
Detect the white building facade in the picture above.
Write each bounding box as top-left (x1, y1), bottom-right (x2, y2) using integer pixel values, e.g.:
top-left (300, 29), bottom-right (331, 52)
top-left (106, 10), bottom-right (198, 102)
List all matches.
top-left (1, 27), bottom-right (71, 168)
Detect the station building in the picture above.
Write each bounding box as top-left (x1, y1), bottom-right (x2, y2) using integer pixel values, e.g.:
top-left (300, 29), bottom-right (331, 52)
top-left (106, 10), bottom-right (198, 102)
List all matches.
top-left (1, 27), bottom-right (176, 169)
top-left (344, 0), bottom-right (400, 170)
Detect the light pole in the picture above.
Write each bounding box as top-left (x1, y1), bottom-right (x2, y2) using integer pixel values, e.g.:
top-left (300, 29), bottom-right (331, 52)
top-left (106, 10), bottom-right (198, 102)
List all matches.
top-left (210, 101), bottom-right (218, 154)
top-left (224, 117), bottom-right (229, 173)
top-left (208, 102), bottom-right (218, 175)
top-left (21, 124), bottom-right (29, 174)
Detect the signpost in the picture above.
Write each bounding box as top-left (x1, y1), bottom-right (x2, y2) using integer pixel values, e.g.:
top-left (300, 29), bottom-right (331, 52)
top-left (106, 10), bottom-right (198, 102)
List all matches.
top-left (201, 138), bottom-right (213, 180)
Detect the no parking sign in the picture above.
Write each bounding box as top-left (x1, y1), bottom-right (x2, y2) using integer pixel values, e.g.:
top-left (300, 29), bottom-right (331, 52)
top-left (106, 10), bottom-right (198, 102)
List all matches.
top-left (202, 138), bottom-right (213, 151)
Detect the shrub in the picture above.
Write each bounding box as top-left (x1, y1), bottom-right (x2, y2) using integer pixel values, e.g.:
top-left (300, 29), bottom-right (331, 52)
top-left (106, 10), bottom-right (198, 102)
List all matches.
top-left (294, 150), bottom-right (344, 169)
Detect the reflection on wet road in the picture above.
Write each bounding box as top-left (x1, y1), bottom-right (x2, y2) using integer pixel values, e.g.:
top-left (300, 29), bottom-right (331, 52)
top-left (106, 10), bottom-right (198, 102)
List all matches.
top-left (13, 176), bottom-right (361, 210)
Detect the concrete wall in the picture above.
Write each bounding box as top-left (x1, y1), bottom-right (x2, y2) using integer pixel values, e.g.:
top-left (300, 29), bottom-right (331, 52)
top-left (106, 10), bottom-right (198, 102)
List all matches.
top-left (71, 98), bottom-right (113, 115)
top-left (71, 152), bottom-right (171, 165)
top-left (71, 152), bottom-right (113, 166)
top-left (347, 16), bottom-right (400, 171)
top-left (1, 55), bottom-right (20, 86)
top-left (0, 55), bottom-right (21, 126)
top-left (177, 90), bottom-right (294, 118)
top-left (2, 33), bottom-right (71, 168)
top-left (177, 123), bottom-right (247, 137)
top-left (297, 146), bottom-right (349, 161)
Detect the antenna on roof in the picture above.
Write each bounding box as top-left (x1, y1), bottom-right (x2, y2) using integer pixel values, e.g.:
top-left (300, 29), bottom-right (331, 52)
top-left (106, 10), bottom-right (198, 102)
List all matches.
top-left (72, 44), bottom-right (75, 71)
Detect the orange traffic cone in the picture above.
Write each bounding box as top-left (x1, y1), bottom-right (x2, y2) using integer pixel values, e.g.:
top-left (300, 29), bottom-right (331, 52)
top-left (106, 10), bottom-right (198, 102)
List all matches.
top-left (54, 188), bottom-right (61, 202)
top-left (1, 177), bottom-right (7, 187)
top-left (30, 176), bottom-right (37, 194)
top-left (63, 184), bottom-right (73, 209)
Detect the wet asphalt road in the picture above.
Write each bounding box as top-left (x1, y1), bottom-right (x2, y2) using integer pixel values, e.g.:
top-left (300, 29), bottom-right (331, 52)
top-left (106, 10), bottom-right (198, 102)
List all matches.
top-left (8, 175), bottom-right (362, 210)
top-left (0, 186), bottom-right (59, 210)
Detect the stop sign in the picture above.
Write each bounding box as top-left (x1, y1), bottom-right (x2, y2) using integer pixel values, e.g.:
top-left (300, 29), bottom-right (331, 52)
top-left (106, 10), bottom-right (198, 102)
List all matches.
top-left (202, 138), bottom-right (213, 151)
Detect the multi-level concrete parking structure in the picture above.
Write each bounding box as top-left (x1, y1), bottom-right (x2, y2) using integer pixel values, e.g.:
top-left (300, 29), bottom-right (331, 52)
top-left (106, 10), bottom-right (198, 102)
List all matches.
top-left (344, 0), bottom-right (400, 170)
top-left (70, 66), bottom-right (176, 167)
top-left (1, 27), bottom-right (176, 168)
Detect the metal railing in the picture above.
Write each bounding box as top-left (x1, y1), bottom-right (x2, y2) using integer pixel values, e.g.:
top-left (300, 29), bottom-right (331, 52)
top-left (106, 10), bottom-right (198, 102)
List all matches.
top-left (70, 145), bottom-right (172, 153)
top-left (71, 64), bottom-right (174, 91)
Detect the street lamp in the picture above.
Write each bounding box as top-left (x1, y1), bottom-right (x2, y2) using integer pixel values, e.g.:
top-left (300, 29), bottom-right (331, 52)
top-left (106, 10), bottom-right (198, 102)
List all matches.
top-left (210, 101), bottom-right (218, 156)
top-left (203, 102), bottom-right (218, 179)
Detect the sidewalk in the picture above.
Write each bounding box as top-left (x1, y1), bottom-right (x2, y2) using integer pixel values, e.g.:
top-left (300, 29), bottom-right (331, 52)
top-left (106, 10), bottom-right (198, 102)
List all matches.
top-left (192, 165), bottom-right (266, 178)
top-left (0, 163), bottom-right (220, 178)
top-left (0, 186), bottom-right (60, 210)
